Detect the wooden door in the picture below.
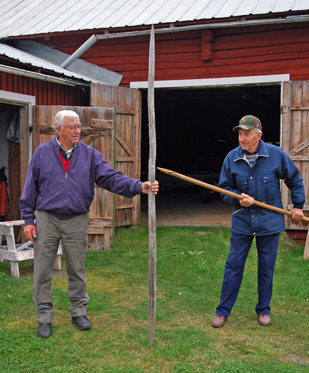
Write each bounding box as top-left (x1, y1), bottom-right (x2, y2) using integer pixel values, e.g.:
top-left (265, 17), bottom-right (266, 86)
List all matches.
top-left (33, 105), bottom-right (115, 250)
top-left (282, 81), bottom-right (309, 230)
top-left (91, 83), bottom-right (142, 227)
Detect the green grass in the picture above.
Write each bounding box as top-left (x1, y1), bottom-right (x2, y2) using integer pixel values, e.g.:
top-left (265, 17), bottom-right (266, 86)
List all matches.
top-left (0, 225), bottom-right (308, 372)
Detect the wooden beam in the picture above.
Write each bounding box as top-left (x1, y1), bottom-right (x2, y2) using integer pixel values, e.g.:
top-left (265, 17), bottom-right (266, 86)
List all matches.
top-left (116, 109), bottom-right (135, 115)
top-left (116, 135), bottom-right (133, 156)
top-left (304, 233), bottom-right (309, 260)
top-left (148, 25), bottom-right (157, 346)
top-left (157, 167), bottom-right (309, 223)
top-left (289, 138), bottom-right (309, 155)
top-left (91, 119), bottom-right (114, 130)
top-left (291, 105), bottom-right (309, 110)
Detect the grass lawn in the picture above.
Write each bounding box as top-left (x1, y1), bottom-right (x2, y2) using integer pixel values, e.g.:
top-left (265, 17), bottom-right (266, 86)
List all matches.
top-left (0, 225), bottom-right (308, 372)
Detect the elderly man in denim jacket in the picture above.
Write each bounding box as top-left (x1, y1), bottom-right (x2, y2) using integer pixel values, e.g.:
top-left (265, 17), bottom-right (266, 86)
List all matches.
top-left (211, 115), bottom-right (305, 328)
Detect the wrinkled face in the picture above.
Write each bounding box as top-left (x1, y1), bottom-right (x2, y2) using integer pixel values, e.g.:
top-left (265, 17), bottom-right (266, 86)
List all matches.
top-left (238, 128), bottom-right (262, 153)
top-left (56, 116), bottom-right (81, 150)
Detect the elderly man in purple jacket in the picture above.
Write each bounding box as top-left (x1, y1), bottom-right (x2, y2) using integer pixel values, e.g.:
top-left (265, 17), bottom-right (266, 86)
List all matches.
top-left (20, 110), bottom-right (159, 338)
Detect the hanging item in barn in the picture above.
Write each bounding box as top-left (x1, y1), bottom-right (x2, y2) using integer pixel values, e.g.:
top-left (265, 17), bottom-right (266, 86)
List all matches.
top-left (6, 112), bottom-right (20, 143)
top-left (0, 167), bottom-right (9, 221)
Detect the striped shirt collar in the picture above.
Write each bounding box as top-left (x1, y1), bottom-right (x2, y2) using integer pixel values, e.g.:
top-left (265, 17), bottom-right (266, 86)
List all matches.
top-left (56, 138), bottom-right (77, 159)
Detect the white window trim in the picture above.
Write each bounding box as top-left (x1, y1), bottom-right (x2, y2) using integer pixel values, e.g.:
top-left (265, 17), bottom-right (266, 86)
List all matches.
top-left (130, 74), bottom-right (290, 89)
top-left (0, 90), bottom-right (35, 127)
top-left (0, 90), bottom-right (36, 163)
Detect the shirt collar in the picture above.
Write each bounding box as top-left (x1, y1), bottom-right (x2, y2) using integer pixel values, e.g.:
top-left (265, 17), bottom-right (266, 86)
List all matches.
top-left (56, 138), bottom-right (77, 159)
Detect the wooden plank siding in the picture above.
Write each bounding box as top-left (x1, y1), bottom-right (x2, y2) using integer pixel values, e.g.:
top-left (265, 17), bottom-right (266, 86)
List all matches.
top-left (38, 22), bottom-right (309, 87)
top-left (282, 81), bottom-right (309, 231)
top-left (91, 83), bottom-right (142, 227)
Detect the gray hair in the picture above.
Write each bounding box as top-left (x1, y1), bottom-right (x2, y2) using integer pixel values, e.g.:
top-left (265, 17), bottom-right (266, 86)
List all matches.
top-left (254, 128), bottom-right (262, 134)
top-left (54, 110), bottom-right (79, 128)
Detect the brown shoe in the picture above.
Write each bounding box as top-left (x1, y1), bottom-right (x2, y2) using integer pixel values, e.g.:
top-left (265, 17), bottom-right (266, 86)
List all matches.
top-left (258, 314), bottom-right (271, 326)
top-left (211, 314), bottom-right (226, 328)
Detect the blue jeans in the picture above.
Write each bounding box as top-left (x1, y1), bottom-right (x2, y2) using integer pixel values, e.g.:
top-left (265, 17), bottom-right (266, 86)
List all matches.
top-left (216, 232), bottom-right (280, 318)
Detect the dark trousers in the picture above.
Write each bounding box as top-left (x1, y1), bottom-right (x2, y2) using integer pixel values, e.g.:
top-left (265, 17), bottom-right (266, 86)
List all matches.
top-left (216, 232), bottom-right (280, 318)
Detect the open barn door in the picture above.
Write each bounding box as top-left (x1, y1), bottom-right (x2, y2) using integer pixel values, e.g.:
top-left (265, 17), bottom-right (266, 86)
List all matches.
top-left (91, 84), bottom-right (142, 227)
top-left (33, 106), bottom-right (115, 250)
top-left (282, 81), bottom-right (309, 230)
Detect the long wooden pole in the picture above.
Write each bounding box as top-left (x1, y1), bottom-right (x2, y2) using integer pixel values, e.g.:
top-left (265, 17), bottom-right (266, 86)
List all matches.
top-left (157, 167), bottom-right (309, 223)
top-left (148, 25), bottom-right (157, 346)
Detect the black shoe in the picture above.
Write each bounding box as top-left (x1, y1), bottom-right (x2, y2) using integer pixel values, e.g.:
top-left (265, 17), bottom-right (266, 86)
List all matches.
top-left (71, 315), bottom-right (92, 330)
top-left (37, 322), bottom-right (52, 338)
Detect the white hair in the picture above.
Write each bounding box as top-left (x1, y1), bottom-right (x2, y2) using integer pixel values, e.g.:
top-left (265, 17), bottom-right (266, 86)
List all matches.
top-left (253, 128), bottom-right (262, 134)
top-left (54, 110), bottom-right (79, 128)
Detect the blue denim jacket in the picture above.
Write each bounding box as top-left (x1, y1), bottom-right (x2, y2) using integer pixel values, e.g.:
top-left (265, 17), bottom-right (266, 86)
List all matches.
top-left (218, 140), bottom-right (305, 236)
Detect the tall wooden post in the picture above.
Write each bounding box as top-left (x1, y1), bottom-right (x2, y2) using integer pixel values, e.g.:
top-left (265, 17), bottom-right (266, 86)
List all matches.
top-left (148, 25), bottom-right (157, 345)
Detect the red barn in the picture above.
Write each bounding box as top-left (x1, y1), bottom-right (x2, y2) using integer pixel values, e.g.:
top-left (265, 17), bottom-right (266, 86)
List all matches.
top-left (0, 0), bottom-right (309, 249)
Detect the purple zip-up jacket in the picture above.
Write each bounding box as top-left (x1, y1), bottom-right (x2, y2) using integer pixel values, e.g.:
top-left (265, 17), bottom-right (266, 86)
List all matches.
top-left (19, 136), bottom-right (143, 225)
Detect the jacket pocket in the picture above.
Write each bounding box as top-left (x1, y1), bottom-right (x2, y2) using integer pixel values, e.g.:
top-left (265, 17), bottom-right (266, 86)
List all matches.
top-left (257, 174), bottom-right (279, 203)
top-left (235, 175), bottom-right (249, 194)
top-left (232, 207), bottom-right (244, 216)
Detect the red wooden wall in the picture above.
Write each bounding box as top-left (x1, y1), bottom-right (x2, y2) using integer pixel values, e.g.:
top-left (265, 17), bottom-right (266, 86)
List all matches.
top-left (36, 21), bottom-right (309, 87)
top-left (0, 72), bottom-right (89, 105)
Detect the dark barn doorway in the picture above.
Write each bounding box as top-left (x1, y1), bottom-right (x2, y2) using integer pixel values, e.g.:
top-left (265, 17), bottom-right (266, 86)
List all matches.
top-left (0, 103), bottom-right (22, 224)
top-left (141, 84), bottom-right (281, 226)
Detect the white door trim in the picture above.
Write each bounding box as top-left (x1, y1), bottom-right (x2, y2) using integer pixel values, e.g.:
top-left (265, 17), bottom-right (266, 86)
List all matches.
top-left (130, 74), bottom-right (290, 89)
top-left (0, 90), bottom-right (36, 163)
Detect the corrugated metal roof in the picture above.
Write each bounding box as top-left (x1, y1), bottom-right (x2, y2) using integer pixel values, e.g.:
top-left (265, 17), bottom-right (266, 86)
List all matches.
top-left (1, 0), bottom-right (309, 38)
top-left (0, 43), bottom-right (103, 83)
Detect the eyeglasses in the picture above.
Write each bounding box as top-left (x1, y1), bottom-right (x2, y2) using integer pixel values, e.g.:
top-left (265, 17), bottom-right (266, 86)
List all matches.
top-left (62, 125), bottom-right (82, 131)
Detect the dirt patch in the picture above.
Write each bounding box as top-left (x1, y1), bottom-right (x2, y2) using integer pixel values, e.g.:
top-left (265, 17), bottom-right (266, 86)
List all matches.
top-left (142, 191), bottom-right (232, 227)
top-left (280, 355), bottom-right (309, 365)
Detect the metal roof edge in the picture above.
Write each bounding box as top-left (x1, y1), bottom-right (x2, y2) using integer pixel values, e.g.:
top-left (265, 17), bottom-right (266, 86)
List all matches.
top-left (11, 40), bottom-right (122, 86)
top-left (0, 42), bottom-right (120, 85)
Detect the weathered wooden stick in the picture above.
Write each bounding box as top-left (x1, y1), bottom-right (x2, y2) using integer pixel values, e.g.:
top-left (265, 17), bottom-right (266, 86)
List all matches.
top-left (304, 233), bottom-right (309, 259)
top-left (148, 25), bottom-right (157, 346)
top-left (157, 167), bottom-right (309, 223)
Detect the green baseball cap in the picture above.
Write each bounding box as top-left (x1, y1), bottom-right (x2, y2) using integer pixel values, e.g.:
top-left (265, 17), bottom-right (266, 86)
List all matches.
top-left (233, 115), bottom-right (262, 132)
